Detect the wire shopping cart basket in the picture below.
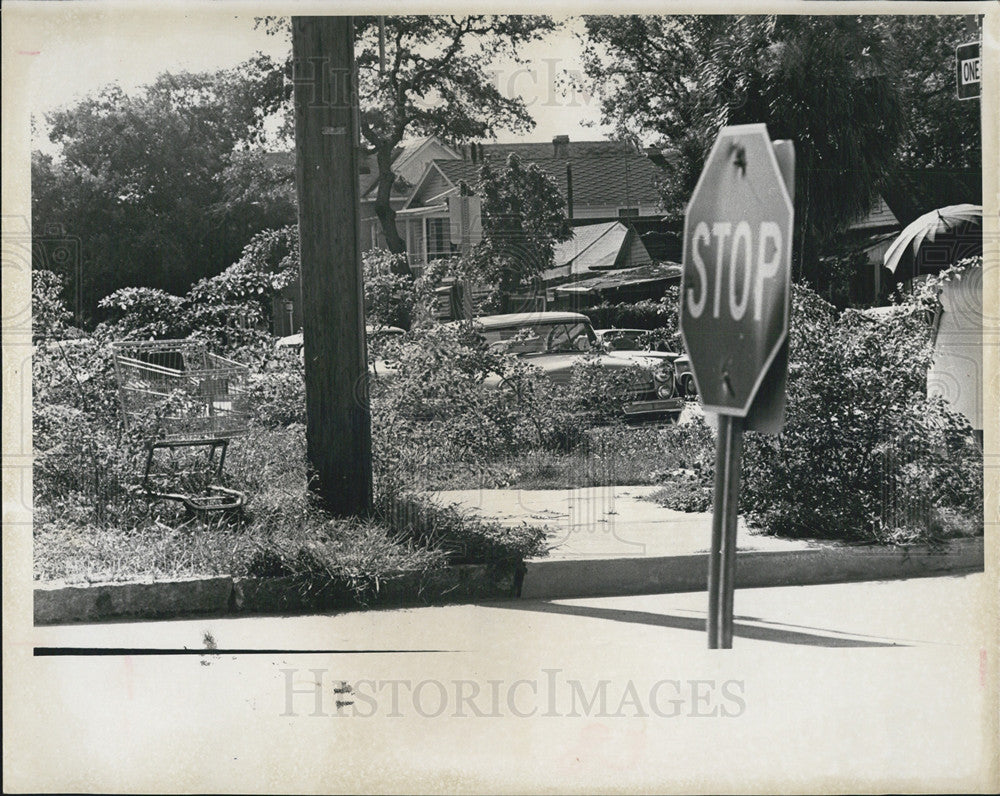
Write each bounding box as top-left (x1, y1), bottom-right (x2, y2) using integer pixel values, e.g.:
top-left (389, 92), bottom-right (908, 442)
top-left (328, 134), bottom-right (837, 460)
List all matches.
top-left (113, 340), bottom-right (250, 512)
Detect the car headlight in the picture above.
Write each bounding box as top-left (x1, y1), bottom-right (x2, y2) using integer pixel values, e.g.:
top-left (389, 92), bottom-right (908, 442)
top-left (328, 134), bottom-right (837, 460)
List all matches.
top-left (657, 384), bottom-right (674, 399)
top-left (653, 364), bottom-right (672, 383)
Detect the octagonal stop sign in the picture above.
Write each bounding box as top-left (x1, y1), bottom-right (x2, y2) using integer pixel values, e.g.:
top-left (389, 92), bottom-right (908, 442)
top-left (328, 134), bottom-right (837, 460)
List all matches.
top-left (680, 124), bottom-right (794, 416)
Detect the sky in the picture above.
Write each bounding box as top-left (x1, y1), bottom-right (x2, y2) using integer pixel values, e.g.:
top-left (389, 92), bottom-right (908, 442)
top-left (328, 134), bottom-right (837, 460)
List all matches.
top-left (24, 9), bottom-right (613, 151)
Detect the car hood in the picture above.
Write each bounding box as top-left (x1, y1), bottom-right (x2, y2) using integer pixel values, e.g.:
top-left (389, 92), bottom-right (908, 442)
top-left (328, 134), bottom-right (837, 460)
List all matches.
top-left (518, 352), bottom-right (656, 385)
top-left (603, 350), bottom-right (679, 365)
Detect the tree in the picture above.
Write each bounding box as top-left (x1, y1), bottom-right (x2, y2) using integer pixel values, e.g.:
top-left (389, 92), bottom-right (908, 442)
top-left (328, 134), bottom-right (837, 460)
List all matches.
top-left (471, 154), bottom-right (572, 310)
top-left (353, 16), bottom-right (557, 263)
top-left (32, 55), bottom-right (289, 322)
top-left (580, 15), bottom-right (906, 285)
top-left (257, 15), bottom-right (557, 264)
top-left (881, 15), bottom-right (982, 217)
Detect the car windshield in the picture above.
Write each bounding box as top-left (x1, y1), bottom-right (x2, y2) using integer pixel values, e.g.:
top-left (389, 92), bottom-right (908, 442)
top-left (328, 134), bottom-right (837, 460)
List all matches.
top-left (603, 331), bottom-right (643, 351)
top-left (482, 322), bottom-right (595, 355)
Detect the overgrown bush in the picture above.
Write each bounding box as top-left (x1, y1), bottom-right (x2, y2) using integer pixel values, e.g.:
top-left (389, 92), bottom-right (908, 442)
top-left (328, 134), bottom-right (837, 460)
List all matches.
top-left (32, 335), bottom-right (151, 528)
top-left (32, 270), bottom-right (73, 341)
top-left (363, 248), bottom-right (448, 330)
top-left (740, 280), bottom-right (982, 542)
top-left (368, 324), bottom-right (532, 492)
top-left (246, 348), bottom-right (307, 427)
top-left (367, 324), bottom-right (663, 492)
top-left (648, 478), bottom-right (713, 513)
top-left (96, 287), bottom-right (189, 340)
top-left (580, 287), bottom-right (681, 345)
top-left (93, 227), bottom-right (297, 347)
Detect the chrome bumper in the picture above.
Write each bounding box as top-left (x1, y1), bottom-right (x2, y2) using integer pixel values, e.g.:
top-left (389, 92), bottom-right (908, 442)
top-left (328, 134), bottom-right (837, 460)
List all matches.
top-left (623, 396), bottom-right (685, 417)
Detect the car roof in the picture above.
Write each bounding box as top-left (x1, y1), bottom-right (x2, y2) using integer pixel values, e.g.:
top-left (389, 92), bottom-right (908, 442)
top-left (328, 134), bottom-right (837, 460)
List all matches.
top-left (467, 312), bottom-right (591, 330)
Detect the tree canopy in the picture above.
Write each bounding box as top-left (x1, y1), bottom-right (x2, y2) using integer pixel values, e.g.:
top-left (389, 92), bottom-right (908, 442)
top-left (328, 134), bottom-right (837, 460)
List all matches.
top-left (579, 14), bottom-right (979, 284)
top-left (32, 55), bottom-right (290, 322)
top-left (259, 15), bottom-right (558, 262)
top-left (881, 15), bottom-right (982, 218)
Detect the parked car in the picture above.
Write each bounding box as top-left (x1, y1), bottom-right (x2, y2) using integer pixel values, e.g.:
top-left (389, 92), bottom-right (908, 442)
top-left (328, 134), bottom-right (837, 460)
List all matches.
top-left (673, 353), bottom-right (697, 397)
top-left (276, 325), bottom-right (405, 375)
top-left (463, 312), bottom-right (687, 420)
top-left (594, 327), bottom-right (699, 398)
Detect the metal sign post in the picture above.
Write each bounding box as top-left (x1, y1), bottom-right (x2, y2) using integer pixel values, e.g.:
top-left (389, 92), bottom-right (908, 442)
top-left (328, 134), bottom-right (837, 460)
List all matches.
top-left (680, 125), bottom-right (794, 648)
top-left (707, 414), bottom-right (744, 648)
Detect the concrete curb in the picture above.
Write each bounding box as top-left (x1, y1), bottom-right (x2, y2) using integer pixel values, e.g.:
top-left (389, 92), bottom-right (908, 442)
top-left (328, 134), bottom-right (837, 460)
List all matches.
top-left (519, 537), bottom-right (985, 599)
top-left (34, 564), bottom-right (520, 625)
top-left (33, 576), bottom-right (232, 625)
top-left (33, 539), bottom-right (983, 625)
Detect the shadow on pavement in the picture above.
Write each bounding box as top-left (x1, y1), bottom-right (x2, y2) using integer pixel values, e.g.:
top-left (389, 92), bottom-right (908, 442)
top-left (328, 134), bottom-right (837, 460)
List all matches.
top-left (499, 601), bottom-right (906, 648)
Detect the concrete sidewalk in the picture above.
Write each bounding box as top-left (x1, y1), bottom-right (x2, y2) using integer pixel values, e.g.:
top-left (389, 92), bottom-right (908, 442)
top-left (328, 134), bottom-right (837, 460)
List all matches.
top-left (433, 485), bottom-right (984, 599)
top-left (31, 486), bottom-right (984, 625)
top-left (434, 485), bottom-right (815, 560)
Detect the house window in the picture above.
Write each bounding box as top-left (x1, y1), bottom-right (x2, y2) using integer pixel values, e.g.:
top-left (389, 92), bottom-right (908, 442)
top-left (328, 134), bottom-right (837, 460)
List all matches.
top-left (426, 217), bottom-right (457, 260)
top-left (618, 207), bottom-right (640, 219)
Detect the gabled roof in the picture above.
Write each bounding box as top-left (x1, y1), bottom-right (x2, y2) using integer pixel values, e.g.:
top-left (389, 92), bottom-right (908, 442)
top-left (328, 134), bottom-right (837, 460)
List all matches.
top-left (268, 136), bottom-right (665, 211)
top-left (359, 137), bottom-right (462, 202)
top-left (850, 196), bottom-right (900, 231)
top-left (542, 221), bottom-right (636, 282)
top-left (433, 159), bottom-right (481, 190)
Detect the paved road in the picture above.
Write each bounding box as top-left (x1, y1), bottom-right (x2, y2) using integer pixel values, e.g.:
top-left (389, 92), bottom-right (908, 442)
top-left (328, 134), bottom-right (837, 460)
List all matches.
top-left (9, 574), bottom-right (996, 793)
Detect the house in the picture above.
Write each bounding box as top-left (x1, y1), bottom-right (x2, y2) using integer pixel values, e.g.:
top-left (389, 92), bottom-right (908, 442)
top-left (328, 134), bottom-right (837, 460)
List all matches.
top-left (393, 135), bottom-right (667, 271)
top-left (814, 195), bottom-right (904, 307)
top-left (358, 137), bottom-right (463, 252)
top-left (271, 134), bottom-right (670, 332)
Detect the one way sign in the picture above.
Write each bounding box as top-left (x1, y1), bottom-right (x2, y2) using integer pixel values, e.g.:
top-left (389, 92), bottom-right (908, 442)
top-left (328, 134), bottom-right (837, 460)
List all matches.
top-left (956, 40), bottom-right (981, 101)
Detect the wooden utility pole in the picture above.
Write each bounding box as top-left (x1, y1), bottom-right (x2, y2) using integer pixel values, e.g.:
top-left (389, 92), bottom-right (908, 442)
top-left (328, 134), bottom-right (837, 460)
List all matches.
top-left (292, 16), bottom-right (373, 516)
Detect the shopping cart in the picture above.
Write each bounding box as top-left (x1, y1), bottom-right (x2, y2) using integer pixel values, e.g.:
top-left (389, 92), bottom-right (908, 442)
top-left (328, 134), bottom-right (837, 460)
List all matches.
top-left (113, 340), bottom-right (249, 513)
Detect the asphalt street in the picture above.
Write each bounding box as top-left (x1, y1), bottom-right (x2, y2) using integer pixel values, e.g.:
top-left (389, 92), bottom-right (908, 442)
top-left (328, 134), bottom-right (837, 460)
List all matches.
top-left (8, 573), bottom-right (994, 793)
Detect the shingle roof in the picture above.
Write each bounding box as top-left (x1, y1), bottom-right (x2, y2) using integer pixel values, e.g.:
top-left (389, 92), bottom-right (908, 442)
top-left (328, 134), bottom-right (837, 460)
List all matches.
top-left (267, 137), bottom-right (666, 209)
top-left (430, 141), bottom-right (665, 208)
top-left (433, 160), bottom-right (481, 189)
top-left (265, 138), bottom-right (434, 200)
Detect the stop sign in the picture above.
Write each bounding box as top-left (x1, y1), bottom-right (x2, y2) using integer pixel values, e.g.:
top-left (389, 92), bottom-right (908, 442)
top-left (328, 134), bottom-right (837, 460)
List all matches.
top-left (680, 124), bottom-right (793, 416)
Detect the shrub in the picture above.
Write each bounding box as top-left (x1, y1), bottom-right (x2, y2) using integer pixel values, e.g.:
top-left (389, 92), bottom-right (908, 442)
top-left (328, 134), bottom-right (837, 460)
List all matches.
top-left (580, 287), bottom-right (681, 345)
top-left (93, 227), bottom-right (297, 349)
top-left (740, 281), bottom-right (982, 542)
top-left (32, 269), bottom-right (73, 341)
top-left (368, 324), bottom-right (531, 492)
top-left (363, 248), bottom-right (447, 330)
top-left (246, 348), bottom-right (307, 427)
top-left (96, 287), bottom-right (189, 340)
top-left (185, 257), bottom-right (293, 351)
top-left (648, 479), bottom-right (713, 513)
top-left (33, 336), bottom-right (151, 528)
